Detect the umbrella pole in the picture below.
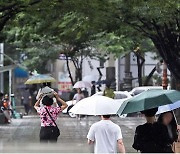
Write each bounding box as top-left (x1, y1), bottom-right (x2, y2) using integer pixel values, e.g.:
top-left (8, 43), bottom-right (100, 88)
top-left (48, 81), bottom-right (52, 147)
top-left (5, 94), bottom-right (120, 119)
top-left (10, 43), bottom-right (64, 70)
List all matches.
top-left (172, 110), bottom-right (178, 125)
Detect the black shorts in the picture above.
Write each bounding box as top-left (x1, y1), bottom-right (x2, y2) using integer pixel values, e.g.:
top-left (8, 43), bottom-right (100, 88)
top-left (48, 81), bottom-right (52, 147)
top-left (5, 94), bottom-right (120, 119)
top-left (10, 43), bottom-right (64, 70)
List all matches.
top-left (40, 126), bottom-right (58, 143)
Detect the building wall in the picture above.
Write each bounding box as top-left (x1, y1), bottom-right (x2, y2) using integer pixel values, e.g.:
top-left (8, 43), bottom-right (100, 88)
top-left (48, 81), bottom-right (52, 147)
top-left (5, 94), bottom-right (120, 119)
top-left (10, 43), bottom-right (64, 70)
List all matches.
top-left (82, 57), bottom-right (106, 81)
top-left (118, 52), bottom-right (170, 88)
top-left (52, 52), bottom-right (167, 92)
top-left (51, 59), bottom-right (75, 92)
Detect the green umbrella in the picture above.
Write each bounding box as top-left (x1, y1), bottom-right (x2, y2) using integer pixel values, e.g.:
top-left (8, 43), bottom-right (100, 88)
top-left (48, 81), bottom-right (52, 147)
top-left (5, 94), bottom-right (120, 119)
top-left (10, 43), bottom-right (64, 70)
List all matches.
top-left (117, 89), bottom-right (180, 115)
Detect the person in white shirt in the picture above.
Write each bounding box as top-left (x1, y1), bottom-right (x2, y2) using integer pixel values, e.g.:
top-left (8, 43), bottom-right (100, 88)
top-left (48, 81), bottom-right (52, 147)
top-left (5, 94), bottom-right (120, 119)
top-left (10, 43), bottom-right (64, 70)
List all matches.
top-left (87, 115), bottom-right (125, 153)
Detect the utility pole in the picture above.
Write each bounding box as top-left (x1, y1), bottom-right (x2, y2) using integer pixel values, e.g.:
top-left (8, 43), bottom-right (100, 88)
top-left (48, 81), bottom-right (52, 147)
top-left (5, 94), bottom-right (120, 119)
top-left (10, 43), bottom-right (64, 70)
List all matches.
top-left (162, 61), bottom-right (168, 90)
top-left (0, 43), bottom-right (4, 92)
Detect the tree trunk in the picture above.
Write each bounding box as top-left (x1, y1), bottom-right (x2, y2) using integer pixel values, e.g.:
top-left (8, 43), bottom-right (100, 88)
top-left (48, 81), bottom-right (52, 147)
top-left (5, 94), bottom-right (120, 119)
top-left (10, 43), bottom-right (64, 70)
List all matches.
top-left (151, 23), bottom-right (180, 80)
top-left (134, 52), bottom-right (145, 86)
top-left (75, 68), bottom-right (82, 81)
top-left (144, 66), bottom-right (156, 86)
top-left (65, 56), bottom-right (74, 85)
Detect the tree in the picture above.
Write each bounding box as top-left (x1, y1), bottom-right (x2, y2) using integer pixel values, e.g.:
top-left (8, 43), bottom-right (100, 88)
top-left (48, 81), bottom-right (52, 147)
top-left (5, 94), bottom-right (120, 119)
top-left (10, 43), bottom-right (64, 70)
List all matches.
top-left (119, 0), bottom-right (180, 81)
top-left (2, 0), bottom-right (179, 87)
top-left (0, 0), bottom-right (42, 34)
top-left (3, 3), bottom-right (110, 82)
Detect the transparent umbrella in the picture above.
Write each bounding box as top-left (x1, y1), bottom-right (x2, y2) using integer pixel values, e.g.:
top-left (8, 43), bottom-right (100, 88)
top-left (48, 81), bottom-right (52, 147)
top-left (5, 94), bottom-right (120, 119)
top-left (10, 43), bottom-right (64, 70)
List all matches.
top-left (156, 100), bottom-right (180, 115)
top-left (73, 81), bottom-right (92, 89)
top-left (69, 95), bottom-right (122, 115)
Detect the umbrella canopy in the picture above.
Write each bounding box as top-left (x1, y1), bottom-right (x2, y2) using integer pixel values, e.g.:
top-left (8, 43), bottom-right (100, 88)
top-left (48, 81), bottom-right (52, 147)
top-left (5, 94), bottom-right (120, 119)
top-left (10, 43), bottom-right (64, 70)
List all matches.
top-left (117, 89), bottom-right (180, 115)
top-left (82, 75), bottom-right (96, 83)
top-left (73, 81), bottom-right (92, 89)
top-left (156, 100), bottom-right (180, 115)
top-left (25, 74), bottom-right (56, 84)
top-left (69, 95), bottom-right (122, 115)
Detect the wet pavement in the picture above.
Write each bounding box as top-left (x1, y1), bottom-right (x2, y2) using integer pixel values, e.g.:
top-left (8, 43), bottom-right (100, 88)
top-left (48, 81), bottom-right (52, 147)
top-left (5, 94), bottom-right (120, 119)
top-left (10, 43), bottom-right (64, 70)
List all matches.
top-left (0, 114), bottom-right (145, 153)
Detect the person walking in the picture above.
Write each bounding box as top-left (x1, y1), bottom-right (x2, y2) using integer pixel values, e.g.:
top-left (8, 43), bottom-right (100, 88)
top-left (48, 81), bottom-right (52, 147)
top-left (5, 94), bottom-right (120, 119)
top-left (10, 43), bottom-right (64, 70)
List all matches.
top-left (73, 88), bottom-right (84, 120)
top-left (73, 88), bottom-right (84, 103)
top-left (91, 81), bottom-right (96, 96)
top-left (103, 83), bottom-right (115, 99)
top-left (2, 94), bottom-right (12, 123)
top-left (158, 111), bottom-right (180, 146)
top-left (34, 92), bottom-right (67, 143)
top-left (87, 115), bottom-right (125, 153)
top-left (22, 88), bottom-right (32, 115)
top-left (0, 92), bottom-right (4, 110)
top-left (132, 108), bottom-right (172, 153)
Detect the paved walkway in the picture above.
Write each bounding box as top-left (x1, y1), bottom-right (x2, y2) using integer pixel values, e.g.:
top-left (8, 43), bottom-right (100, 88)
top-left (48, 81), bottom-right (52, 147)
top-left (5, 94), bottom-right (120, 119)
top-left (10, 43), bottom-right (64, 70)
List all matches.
top-left (0, 114), bottom-right (145, 153)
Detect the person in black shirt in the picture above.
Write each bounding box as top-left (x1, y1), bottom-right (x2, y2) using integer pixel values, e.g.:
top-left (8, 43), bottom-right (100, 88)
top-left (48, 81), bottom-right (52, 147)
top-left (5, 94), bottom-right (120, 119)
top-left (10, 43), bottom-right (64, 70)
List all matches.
top-left (91, 81), bottom-right (96, 96)
top-left (133, 108), bottom-right (172, 153)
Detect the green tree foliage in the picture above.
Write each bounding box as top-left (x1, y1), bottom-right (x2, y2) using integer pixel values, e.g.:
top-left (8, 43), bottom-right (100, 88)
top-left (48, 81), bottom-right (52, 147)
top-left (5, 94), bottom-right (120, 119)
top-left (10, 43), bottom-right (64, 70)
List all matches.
top-left (1, 0), bottom-right (179, 81)
top-left (118, 0), bottom-right (180, 79)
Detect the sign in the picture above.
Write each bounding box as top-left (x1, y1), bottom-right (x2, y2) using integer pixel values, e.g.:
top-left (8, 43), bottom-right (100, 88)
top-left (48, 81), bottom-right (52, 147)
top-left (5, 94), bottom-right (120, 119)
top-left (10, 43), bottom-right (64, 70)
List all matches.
top-left (58, 82), bottom-right (72, 92)
top-left (58, 72), bottom-right (72, 94)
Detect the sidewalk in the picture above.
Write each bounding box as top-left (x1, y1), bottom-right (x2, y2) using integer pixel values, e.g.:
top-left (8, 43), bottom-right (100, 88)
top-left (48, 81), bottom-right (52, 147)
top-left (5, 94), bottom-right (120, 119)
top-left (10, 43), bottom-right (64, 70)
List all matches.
top-left (0, 114), bottom-right (145, 153)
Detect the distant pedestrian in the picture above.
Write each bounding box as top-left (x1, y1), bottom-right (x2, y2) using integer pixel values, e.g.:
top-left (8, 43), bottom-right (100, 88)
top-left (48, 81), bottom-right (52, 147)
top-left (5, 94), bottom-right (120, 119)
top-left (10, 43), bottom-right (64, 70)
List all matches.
top-left (73, 88), bottom-right (84, 119)
top-left (91, 81), bottom-right (96, 96)
top-left (34, 92), bottom-right (67, 143)
top-left (133, 108), bottom-right (172, 153)
top-left (103, 83), bottom-right (115, 99)
top-left (73, 88), bottom-right (84, 103)
top-left (0, 92), bottom-right (4, 111)
top-left (87, 115), bottom-right (125, 153)
top-left (2, 94), bottom-right (12, 123)
top-left (22, 88), bottom-right (32, 115)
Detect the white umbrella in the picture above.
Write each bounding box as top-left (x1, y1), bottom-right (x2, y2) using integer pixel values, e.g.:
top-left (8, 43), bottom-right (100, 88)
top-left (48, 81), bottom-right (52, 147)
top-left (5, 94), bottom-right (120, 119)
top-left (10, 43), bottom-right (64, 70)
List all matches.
top-left (69, 95), bottom-right (122, 115)
top-left (156, 100), bottom-right (180, 115)
top-left (73, 81), bottom-right (92, 89)
top-left (82, 75), bottom-right (96, 82)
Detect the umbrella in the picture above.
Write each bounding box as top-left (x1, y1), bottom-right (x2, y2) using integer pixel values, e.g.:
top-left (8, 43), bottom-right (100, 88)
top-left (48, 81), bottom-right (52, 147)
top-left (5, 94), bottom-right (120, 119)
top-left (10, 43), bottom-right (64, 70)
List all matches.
top-left (69, 95), bottom-right (122, 115)
top-left (117, 89), bottom-right (180, 115)
top-left (156, 100), bottom-right (180, 115)
top-left (73, 81), bottom-right (92, 89)
top-left (25, 74), bottom-right (56, 84)
top-left (82, 75), bottom-right (96, 83)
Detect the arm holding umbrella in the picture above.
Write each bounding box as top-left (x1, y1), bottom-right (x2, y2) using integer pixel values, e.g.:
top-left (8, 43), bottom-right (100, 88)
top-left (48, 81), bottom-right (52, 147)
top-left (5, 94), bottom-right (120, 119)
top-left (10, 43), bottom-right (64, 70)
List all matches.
top-left (34, 94), bottom-right (44, 109)
top-left (54, 92), bottom-right (68, 110)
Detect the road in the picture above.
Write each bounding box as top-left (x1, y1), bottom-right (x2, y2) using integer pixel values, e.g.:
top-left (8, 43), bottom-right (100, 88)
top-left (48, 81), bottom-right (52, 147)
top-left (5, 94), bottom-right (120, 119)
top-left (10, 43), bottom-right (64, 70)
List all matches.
top-left (0, 114), bottom-right (145, 153)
